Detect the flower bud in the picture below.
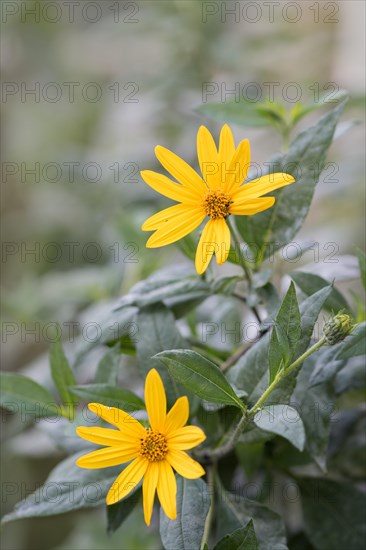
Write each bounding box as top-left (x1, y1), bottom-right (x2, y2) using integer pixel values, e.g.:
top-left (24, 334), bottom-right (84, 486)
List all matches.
top-left (323, 312), bottom-right (354, 345)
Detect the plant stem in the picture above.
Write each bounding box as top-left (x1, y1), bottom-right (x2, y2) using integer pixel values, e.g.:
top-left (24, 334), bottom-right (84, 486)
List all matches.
top-left (228, 218), bottom-right (262, 325)
top-left (200, 462), bottom-right (216, 550)
top-left (228, 217), bottom-right (253, 284)
top-left (248, 336), bottom-right (327, 415)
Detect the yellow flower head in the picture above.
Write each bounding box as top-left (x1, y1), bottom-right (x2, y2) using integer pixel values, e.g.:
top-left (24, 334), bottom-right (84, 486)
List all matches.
top-left (141, 124), bottom-right (295, 274)
top-left (76, 369), bottom-right (206, 526)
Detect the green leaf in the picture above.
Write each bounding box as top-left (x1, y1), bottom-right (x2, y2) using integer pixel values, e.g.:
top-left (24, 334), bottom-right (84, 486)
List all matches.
top-left (1, 452), bottom-right (123, 522)
top-left (116, 265), bottom-right (211, 309)
top-left (211, 276), bottom-right (243, 295)
top-left (236, 99), bottom-right (348, 263)
top-left (299, 478), bottom-right (366, 550)
top-left (0, 372), bottom-right (59, 417)
top-left (309, 345), bottom-right (346, 387)
top-left (216, 492), bottom-right (287, 550)
top-left (253, 405), bottom-right (305, 451)
top-left (69, 384), bottom-right (144, 411)
top-left (214, 520), bottom-right (259, 550)
top-left (136, 304), bottom-right (187, 406)
top-left (336, 321), bottom-right (366, 359)
top-left (195, 99), bottom-right (276, 128)
top-left (95, 345), bottom-right (121, 384)
top-left (229, 286), bottom-right (332, 405)
top-left (160, 477), bottom-right (210, 550)
top-left (269, 281), bottom-right (300, 382)
top-left (354, 247), bottom-right (366, 290)
top-left (50, 336), bottom-right (78, 409)
top-left (335, 357), bottom-right (365, 394)
top-left (107, 489), bottom-right (141, 535)
top-left (291, 271), bottom-right (350, 313)
top-left (155, 349), bottom-right (246, 411)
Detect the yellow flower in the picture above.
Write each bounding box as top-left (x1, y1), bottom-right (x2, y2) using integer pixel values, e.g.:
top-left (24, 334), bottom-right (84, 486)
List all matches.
top-left (141, 124), bottom-right (295, 274)
top-left (76, 369), bottom-right (206, 526)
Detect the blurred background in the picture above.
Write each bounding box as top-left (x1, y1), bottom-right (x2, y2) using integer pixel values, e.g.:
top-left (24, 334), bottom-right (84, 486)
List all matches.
top-left (1, 1), bottom-right (365, 548)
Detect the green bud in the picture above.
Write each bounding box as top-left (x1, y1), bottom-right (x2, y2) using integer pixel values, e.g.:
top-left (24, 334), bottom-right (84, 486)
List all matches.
top-left (323, 312), bottom-right (354, 345)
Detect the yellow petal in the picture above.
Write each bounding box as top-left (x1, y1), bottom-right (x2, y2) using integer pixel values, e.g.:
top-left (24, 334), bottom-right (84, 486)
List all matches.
top-left (164, 396), bottom-right (189, 433)
top-left (167, 449), bottom-right (205, 479)
top-left (232, 172), bottom-right (295, 200)
top-left (213, 218), bottom-right (230, 265)
top-left (140, 170), bottom-right (200, 204)
top-left (106, 456), bottom-right (148, 505)
top-left (157, 461), bottom-right (177, 520)
top-left (218, 124), bottom-right (235, 166)
top-left (142, 203), bottom-right (194, 231)
top-left (76, 446), bottom-right (138, 469)
top-left (145, 369), bottom-right (166, 432)
top-left (88, 403), bottom-right (145, 440)
top-left (225, 139), bottom-right (250, 194)
top-left (142, 462), bottom-right (159, 526)
top-left (197, 125), bottom-right (220, 190)
top-left (167, 426), bottom-right (206, 450)
top-left (146, 208), bottom-right (205, 248)
top-left (195, 219), bottom-right (217, 275)
top-left (155, 145), bottom-right (207, 194)
top-left (76, 426), bottom-right (138, 447)
top-left (230, 197), bottom-right (275, 215)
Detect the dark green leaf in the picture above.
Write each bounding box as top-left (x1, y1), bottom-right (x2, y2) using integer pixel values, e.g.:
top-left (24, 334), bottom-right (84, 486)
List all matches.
top-left (236, 100), bottom-right (348, 263)
top-left (1, 453), bottom-right (123, 522)
top-left (293, 357), bottom-right (335, 470)
top-left (309, 345), bottom-right (346, 387)
top-left (335, 357), bottom-right (366, 394)
top-left (253, 405), bottom-right (305, 451)
top-left (336, 321), bottom-right (366, 359)
top-left (354, 247), bottom-right (366, 290)
top-left (216, 492), bottom-right (287, 550)
top-left (136, 304), bottom-right (187, 406)
top-left (291, 271), bottom-right (350, 313)
top-left (156, 349), bottom-right (246, 411)
top-left (69, 384), bottom-right (144, 411)
top-left (0, 372), bottom-right (58, 417)
top-left (269, 282), bottom-right (300, 382)
top-left (160, 477), bottom-right (210, 550)
top-left (95, 345), bottom-right (121, 384)
top-left (214, 520), bottom-right (259, 550)
top-left (50, 336), bottom-right (78, 408)
top-left (299, 478), bottom-right (366, 550)
top-left (107, 489), bottom-right (141, 535)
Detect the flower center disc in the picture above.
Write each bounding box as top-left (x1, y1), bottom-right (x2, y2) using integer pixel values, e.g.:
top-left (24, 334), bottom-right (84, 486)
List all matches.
top-left (140, 429), bottom-right (168, 462)
top-left (203, 190), bottom-right (232, 219)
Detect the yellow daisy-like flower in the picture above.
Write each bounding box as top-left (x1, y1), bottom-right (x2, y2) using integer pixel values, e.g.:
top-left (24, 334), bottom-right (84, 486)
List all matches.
top-left (76, 369), bottom-right (206, 526)
top-left (141, 124), bottom-right (295, 274)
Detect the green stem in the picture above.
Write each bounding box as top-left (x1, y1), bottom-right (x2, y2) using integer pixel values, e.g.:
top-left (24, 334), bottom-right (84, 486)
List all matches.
top-left (228, 217), bottom-right (253, 284)
top-left (200, 462), bottom-right (216, 550)
top-left (248, 336), bottom-right (327, 415)
top-left (228, 218), bottom-right (262, 325)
